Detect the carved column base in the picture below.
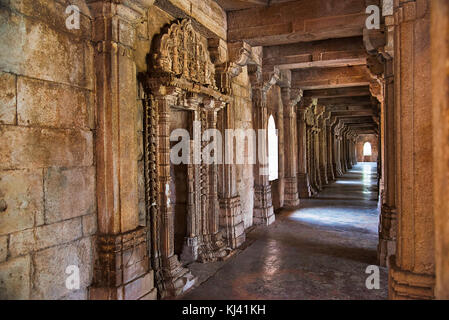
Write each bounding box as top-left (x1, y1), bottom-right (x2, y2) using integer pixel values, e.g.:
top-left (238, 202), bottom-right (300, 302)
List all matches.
top-left (89, 227), bottom-right (157, 300)
top-left (254, 206), bottom-right (275, 225)
top-left (332, 163), bottom-right (341, 177)
top-left (181, 236), bottom-right (199, 264)
top-left (320, 166), bottom-right (328, 185)
top-left (254, 184), bottom-right (275, 225)
top-left (219, 196), bottom-right (246, 249)
top-left (309, 173), bottom-right (320, 195)
top-left (315, 169), bottom-right (323, 191)
top-left (327, 164), bottom-right (335, 181)
top-left (160, 255), bottom-right (197, 298)
top-left (297, 173), bottom-right (312, 198)
top-left (342, 162), bottom-right (348, 173)
top-left (198, 231), bottom-right (232, 263)
top-left (378, 205), bottom-right (397, 267)
top-left (283, 177), bottom-right (300, 208)
top-left (389, 256), bottom-right (435, 300)
top-left (334, 163), bottom-right (344, 176)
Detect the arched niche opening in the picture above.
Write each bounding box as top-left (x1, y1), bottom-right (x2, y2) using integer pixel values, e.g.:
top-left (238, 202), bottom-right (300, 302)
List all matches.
top-left (268, 114), bottom-right (279, 181)
top-left (363, 142), bottom-right (372, 157)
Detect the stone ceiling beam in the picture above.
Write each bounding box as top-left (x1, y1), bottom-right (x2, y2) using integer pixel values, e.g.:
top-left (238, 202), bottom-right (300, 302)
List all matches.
top-left (325, 105), bottom-right (374, 112)
top-left (227, 0), bottom-right (381, 46)
top-left (303, 86), bottom-right (370, 99)
top-left (291, 65), bottom-right (371, 90)
top-left (263, 37), bottom-right (367, 70)
top-left (330, 111), bottom-right (376, 117)
top-left (319, 95), bottom-right (373, 106)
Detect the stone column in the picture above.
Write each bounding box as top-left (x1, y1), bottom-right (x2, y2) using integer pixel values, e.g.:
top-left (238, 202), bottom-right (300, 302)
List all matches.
top-left (379, 57), bottom-right (397, 267)
top-left (314, 110), bottom-right (323, 190)
top-left (389, 0), bottom-right (435, 300)
top-left (310, 127), bottom-right (320, 193)
top-left (349, 133), bottom-right (356, 167)
top-left (431, 0), bottom-right (449, 300)
top-left (253, 87), bottom-right (275, 225)
top-left (331, 120), bottom-right (341, 177)
top-left (218, 103), bottom-right (245, 249)
top-left (199, 104), bottom-right (229, 262)
top-left (337, 138), bottom-right (344, 175)
top-left (344, 134), bottom-right (349, 171)
top-left (326, 118), bottom-right (336, 181)
top-left (88, 0), bottom-right (156, 300)
top-left (282, 87), bottom-right (300, 207)
top-left (181, 138), bottom-right (199, 263)
top-left (153, 92), bottom-right (196, 297)
top-left (297, 103), bottom-right (312, 197)
top-left (340, 126), bottom-right (348, 174)
top-left (319, 114), bottom-right (329, 185)
top-left (343, 128), bottom-right (351, 171)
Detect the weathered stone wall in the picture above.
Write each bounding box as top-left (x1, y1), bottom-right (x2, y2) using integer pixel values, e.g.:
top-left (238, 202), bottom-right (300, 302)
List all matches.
top-left (0, 0), bottom-right (258, 299)
top-left (0, 0), bottom-right (95, 299)
top-left (356, 134), bottom-right (378, 162)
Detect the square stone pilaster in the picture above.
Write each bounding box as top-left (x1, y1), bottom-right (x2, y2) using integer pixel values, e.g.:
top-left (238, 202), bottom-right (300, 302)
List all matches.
top-left (90, 227), bottom-right (157, 300)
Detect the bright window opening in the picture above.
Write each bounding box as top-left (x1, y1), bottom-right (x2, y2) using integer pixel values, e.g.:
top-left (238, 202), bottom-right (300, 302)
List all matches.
top-left (363, 142), bottom-right (372, 156)
top-left (268, 115), bottom-right (278, 181)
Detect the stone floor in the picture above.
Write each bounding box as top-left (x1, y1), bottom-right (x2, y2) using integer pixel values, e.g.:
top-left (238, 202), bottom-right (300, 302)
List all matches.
top-left (180, 162), bottom-right (388, 300)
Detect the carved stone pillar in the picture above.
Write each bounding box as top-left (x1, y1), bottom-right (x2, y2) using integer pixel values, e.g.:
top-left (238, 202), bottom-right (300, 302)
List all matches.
top-left (431, 0), bottom-right (449, 300)
top-left (253, 87), bottom-right (275, 225)
top-left (348, 134), bottom-right (355, 167)
top-left (281, 87), bottom-right (300, 207)
top-left (88, 0), bottom-right (156, 300)
top-left (326, 118), bottom-right (336, 181)
top-left (319, 114), bottom-right (329, 185)
top-left (309, 128), bottom-right (320, 194)
top-left (389, 0), bottom-right (435, 300)
top-left (334, 122), bottom-right (344, 176)
top-left (297, 104), bottom-right (312, 198)
top-left (331, 121), bottom-right (341, 177)
top-left (213, 42), bottom-right (249, 250)
top-left (344, 136), bottom-right (348, 172)
top-left (181, 139), bottom-right (199, 263)
top-left (153, 92), bottom-right (196, 297)
top-left (313, 111), bottom-right (323, 190)
top-left (218, 104), bottom-right (245, 249)
top-left (341, 128), bottom-right (349, 172)
top-left (379, 57), bottom-right (397, 267)
top-left (198, 105), bottom-right (229, 262)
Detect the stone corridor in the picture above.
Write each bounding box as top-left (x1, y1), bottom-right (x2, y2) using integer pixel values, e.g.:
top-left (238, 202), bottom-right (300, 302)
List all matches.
top-left (3, 0), bottom-right (449, 300)
top-left (182, 162), bottom-right (387, 300)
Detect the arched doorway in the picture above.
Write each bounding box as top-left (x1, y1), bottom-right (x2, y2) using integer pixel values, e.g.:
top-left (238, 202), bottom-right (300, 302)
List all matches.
top-left (363, 142), bottom-right (372, 162)
top-left (268, 115), bottom-right (278, 181)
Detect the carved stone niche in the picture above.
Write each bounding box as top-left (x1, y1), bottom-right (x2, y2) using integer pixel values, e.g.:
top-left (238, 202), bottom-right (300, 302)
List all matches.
top-left (142, 19), bottom-right (233, 297)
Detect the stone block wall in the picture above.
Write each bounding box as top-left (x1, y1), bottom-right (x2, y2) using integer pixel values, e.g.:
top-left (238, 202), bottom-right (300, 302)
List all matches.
top-left (0, 0), bottom-right (96, 299)
top-left (356, 134), bottom-right (379, 162)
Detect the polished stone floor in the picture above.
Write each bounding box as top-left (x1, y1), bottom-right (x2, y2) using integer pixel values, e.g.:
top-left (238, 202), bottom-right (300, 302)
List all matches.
top-left (181, 162), bottom-right (388, 300)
